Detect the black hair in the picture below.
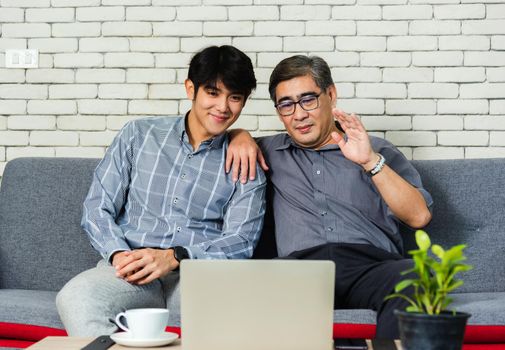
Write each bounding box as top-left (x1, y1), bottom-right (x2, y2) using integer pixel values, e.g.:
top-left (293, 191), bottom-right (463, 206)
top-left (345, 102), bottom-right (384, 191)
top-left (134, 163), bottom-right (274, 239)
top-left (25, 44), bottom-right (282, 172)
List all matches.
top-left (188, 45), bottom-right (256, 99)
top-left (268, 55), bottom-right (334, 102)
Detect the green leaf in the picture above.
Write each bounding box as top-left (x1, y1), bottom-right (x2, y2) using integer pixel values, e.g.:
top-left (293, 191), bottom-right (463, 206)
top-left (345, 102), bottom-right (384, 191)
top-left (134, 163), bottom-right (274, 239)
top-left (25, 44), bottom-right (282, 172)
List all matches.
top-left (415, 230), bottom-right (431, 251)
top-left (432, 244), bottom-right (445, 259)
top-left (394, 279), bottom-right (415, 293)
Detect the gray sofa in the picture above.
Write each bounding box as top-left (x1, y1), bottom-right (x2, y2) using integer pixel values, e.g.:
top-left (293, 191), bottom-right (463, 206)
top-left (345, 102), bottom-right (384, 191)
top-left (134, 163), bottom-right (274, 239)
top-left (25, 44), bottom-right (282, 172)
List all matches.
top-left (1, 157), bottom-right (505, 347)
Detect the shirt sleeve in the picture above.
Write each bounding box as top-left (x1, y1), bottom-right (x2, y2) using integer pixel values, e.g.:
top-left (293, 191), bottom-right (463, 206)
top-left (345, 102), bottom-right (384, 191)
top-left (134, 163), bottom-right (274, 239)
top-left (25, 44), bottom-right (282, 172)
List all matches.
top-left (81, 121), bottom-right (136, 262)
top-left (183, 165), bottom-right (267, 260)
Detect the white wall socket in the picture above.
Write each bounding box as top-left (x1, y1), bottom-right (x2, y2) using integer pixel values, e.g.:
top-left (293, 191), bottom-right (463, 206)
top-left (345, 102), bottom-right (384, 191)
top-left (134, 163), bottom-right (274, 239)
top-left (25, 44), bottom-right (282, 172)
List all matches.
top-left (5, 49), bottom-right (39, 68)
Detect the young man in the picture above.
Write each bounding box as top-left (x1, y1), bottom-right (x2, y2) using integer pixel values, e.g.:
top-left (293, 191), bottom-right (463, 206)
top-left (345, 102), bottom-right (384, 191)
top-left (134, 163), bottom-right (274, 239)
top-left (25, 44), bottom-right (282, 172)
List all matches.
top-left (228, 55), bottom-right (433, 339)
top-left (56, 45), bottom-right (267, 336)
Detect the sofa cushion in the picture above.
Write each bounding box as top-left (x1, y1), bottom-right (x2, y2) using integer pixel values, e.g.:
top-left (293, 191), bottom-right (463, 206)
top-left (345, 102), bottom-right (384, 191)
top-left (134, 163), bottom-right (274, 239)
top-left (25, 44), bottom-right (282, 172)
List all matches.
top-left (0, 289), bottom-right (62, 329)
top-left (333, 309), bottom-right (376, 324)
top-left (452, 292), bottom-right (505, 325)
top-left (0, 158), bottom-right (101, 291)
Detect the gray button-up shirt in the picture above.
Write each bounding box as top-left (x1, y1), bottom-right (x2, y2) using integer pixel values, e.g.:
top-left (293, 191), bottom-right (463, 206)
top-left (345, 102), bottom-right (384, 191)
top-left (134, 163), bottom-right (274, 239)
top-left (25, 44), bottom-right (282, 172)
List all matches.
top-left (258, 133), bottom-right (433, 257)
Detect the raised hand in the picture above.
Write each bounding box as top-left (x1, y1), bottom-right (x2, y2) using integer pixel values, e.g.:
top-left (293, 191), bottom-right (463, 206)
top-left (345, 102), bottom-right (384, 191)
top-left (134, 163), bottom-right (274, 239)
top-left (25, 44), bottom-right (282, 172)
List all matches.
top-left (330, 108), bottom-right (379, 171)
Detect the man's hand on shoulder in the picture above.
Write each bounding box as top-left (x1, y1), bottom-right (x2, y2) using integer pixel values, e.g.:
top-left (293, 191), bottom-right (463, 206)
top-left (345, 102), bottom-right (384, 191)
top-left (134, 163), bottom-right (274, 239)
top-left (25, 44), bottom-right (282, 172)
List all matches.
top-left (114, 248), bottom-right (179, 285)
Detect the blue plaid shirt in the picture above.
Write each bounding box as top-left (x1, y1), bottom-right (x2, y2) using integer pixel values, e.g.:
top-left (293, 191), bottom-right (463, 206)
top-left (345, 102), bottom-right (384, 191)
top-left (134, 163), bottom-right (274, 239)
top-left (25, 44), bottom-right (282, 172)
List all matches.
top-left (82, 116), bottom-right (267, 262)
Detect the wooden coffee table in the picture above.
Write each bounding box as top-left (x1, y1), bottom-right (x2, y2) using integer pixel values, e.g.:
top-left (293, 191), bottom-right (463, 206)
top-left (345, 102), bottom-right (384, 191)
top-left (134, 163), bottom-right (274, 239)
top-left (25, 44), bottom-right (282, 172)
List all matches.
top-left (26, 336), bottom-right (402, 349)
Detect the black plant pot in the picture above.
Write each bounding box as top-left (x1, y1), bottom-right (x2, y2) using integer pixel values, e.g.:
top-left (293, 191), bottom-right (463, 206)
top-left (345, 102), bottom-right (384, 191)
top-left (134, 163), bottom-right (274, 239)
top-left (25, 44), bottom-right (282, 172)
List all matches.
top-left (395, 310), bottom-right (471, 350)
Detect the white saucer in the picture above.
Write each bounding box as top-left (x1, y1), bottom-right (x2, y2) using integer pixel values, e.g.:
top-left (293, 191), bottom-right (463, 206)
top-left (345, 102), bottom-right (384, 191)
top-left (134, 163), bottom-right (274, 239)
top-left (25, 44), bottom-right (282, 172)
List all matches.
top-left (110, 331), bottom-right (179, 348)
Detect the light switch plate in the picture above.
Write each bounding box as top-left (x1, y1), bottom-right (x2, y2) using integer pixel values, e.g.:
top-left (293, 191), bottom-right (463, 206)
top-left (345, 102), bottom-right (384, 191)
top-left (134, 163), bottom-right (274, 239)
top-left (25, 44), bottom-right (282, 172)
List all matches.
top-left (5, 49), bottom-right (39, 68)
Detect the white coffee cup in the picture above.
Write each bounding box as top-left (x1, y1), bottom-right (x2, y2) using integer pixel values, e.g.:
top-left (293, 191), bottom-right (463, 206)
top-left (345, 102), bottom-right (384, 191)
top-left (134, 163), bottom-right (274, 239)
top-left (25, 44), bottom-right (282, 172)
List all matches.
top-left (115, 308), bottom-right (169, 339)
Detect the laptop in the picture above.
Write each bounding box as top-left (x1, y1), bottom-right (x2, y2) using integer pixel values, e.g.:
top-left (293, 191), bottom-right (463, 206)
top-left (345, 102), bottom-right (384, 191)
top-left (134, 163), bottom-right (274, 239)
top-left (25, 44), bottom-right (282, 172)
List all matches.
top-left (180, 260), bottom-right (335, 350)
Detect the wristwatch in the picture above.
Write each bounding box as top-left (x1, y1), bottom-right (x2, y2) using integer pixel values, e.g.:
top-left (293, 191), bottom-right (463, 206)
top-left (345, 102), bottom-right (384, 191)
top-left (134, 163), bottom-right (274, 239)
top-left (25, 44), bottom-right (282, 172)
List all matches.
top-left (172, 246), bottom-right (190, 265)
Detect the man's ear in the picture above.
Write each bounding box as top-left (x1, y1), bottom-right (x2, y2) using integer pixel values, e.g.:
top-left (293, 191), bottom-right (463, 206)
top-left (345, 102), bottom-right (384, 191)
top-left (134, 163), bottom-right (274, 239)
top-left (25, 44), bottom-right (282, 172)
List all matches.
top-left (328, 84), bottom-right (337, 107)
top-left (185, 79), bottom-right (195, 100)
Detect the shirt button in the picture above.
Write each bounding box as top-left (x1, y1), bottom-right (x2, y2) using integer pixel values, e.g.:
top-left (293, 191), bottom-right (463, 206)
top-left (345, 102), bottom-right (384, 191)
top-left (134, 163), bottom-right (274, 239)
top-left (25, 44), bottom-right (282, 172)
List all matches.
top-left (173, 198), bottom-right (178, 204)
top-left (321, 211), bottom-right (327, 216)
top-left (181, 173), bottom-right (186, 179)
top-left (316, 170), bottom-right (321, 175)
top-left (327, 227), bottom-right (334, 232)
top-left (188, 154), bottom-right (193, 159)
top-left (176, 227), bottom-right (181, 232)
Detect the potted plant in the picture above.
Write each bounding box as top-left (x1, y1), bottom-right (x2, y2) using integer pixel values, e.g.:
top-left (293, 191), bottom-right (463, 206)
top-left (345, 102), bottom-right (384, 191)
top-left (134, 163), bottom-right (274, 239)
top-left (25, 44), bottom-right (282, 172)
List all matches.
top-left (386, 230), bottom-right (473, 350)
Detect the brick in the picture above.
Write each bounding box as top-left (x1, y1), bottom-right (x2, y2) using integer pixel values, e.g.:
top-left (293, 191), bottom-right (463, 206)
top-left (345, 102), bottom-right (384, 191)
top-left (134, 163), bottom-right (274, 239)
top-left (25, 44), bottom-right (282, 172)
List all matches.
top-left (356, 83), bottom-right (406, 98)
top-left (438, 99), bottom-right (488, 114)
top-left (204, 22), bottom-right (254, 36)
top-left (361, 52), bottom-right (411, 67)
top-left (465, 116), bottom-right (505, 130)
top-left (306, 21), bottom-right (355, 35)
top-left (410, 20), bottom-right (460, 35)
top-left (205, 0), bottom-right (252, 3)
top-left (104, 53), bottom-right (154, 68)
top-left (229, 6), bottom-right (278, 20)
top-left (102, 22), bottom-right (152, 37)
top-left (80, 38), bottom-right (129, 53)
top-left (155, 53), bottom-right (193, 68)
top-left (409, 0), bottom-right (458, 4)
top-left (413, 115), bottom-right (463, 130)
top-left (254, 21), bottom-right (304, 36)
top-left (257, 52), bottom-right (303, 67)
top-left (0, 100), bottom-right (26, 114)
top-left (76, 6), bottom-right (124, 21)
top-left (409, 83), bottom-right (459, 98)
top-left (465, 52), bottom-right (505, 66)
top-left (28, 100), bottom-right (76, 115)
top-left (413, 52), bottom-right (463, 67)
top-left (335, 37), bottom-right (386, 52)
top-left (176, 69), bottom-right (189, 83)
top-left (312, 52), bottom-right (360, 66)
top-left (104, 0), bottom-right (149, 4)
top-left (439, 35), bottom-right (490, 51)
top-left (336, 83), bottom-right (354, 98)
top-left (258, 116), bottom-right (283, 130)
top-left (358, 0), bottom-right (406, 4)
top-left (331, 6), bottom-right (381, 20)
top-left (177, 6), bottom-right (227, 21)
top-left (180, 37), bottom-right (231, 53)
top-left (126, 69), bottom-right (175, 83)
top-left (0, 8), bottom-right (24, 22)
top-left (54, 53), bottom-right (103, 68)
top-left (8, 115), bottom-right (55, 130)
top-left (0, 117), bottom-right (5, 130)
top-left (460, 83), bottom-right (505, 99)
top-left (466, 147), bottom-right (505, 159)
top-left (29, 38), bottom-right (77, 53)
top-left (252, 83), bottom-right (270, 99)
top-left (383, 68), bottom-right (433, 82)
top-left (387, 36), bottom-right (437, 51)
top-left (0, 147), bottom-right (4, 161)
top-left (490, 132), bottom-right (505, 146)
top-left (358, 21), bottom-right (408, 36)
top-left (241, 99), bottom-right (276, 115)
top-left (307, 0), bottom-right (353, 3)
top-left (383, 5), bottom-right (432, 19)
top-left (52, 23), bottom-right (101, 37)
top-left (434, 4), bottom-right (485, 19)
top-left (49, 84), bottom-right (97, 99)
top-left (331, 68), bottom-right (382, 82)
top-left (435, 67), bottom-right (485, 82)
top-left (76, 69), bottom-right (125, 83)
top-left (25, 8), bottom-right (74, 22)
top-left (55, 147), bottom-right (105, 158)
top-left (0, 69), bottom-right (24, 83)
top-left (80, 131), bottom-right (117, 146)
top-left (153, 22), bottom-right (202, 37)
top-left (0, 162), bottom-right (5, 176)
top-left (7, 147), bottom-right (54, 160)
top-left (0, 84), bottom-right (47, 99)
top-left (361, 115), bottom-right (411, 131)
top-left (0, 38), bottom-right (26, 51)
top-left (148, 84), bottom-right (186, 99)
top-left (129, 100), bottom-right (178, 115)
top-left (284, 36), bottom-right (334, 52)
top-left (487, 68), bottom-right (505, 83)
top-left (386, 131), bottom-right (437, 146)
top-left (126, 7), bottom-right (175, 21)
top-left (0, 131), bottom-right (29, 145)
top-left (487, 5), bottom-right (505, 19)
top-left (492, 36), bottom-right (505, 50)
top-left (253, 0), bottom-right (302, 3)
top-left (30, 131), bottom-right (78, 146)
top-left (337, 99), bottom-right (384, 115)
top-left (106, 115), bottom-right (144, 130)
top-left (463, 20), bottom-right (505, 35)
top-left (57, 115), bottom-right (106, 131)
top-left (130, 38), bottom-right (179, 52)
top-left (78, 100), bottom-right (127, 115)
top-left (413, 147), bottom-right (464, 160)
top-left (386, 100), bottom-right (436, 115)
top-left (281, 5), bottom-right (331, 20)
top-left (98, 84), bottom-right (148, 99)
top-left (1, 0), bottom-right (49, 7)
top-left (2, 24), bottom-right (51, 38)
top-left (233, 115), bottom-right (258, 131)
top-left (26, 69), bottom-right (74, 83)
top-left (52, 0), bottom-right (99, 5)
top-left (490, 101), bottom-right (505, 115)
top-left (439, 131), bottom-right (489, 146)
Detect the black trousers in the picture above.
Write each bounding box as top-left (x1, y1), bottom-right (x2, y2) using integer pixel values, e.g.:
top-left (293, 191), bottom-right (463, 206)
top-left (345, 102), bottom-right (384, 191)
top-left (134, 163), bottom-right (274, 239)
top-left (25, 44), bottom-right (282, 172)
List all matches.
top-left (284, 243), bottom-right (414, 339)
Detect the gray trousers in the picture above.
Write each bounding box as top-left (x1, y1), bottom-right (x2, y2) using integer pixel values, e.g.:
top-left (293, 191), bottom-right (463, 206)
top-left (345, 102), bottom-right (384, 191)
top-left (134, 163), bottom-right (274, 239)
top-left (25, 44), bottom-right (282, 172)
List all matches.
top-left (56, 260), bottom-right (180, 337)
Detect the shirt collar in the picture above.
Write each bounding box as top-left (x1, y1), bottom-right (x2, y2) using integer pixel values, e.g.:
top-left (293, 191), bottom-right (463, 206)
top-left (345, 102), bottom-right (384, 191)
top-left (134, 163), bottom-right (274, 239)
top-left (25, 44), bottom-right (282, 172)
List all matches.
top-left (176, 112), bottom-right (227, 150)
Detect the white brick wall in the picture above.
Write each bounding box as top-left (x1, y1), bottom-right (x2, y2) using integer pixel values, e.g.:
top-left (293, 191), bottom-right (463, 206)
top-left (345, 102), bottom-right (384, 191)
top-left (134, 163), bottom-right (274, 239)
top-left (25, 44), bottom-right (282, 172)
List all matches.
top-left (0, 1), bottom-right (504, 179)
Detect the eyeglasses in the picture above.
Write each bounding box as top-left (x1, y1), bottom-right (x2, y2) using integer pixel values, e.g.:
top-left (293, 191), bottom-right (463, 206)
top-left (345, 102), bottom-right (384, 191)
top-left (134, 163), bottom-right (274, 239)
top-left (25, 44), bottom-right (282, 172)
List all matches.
top-left (275, 93), bottom-right (322, 117)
